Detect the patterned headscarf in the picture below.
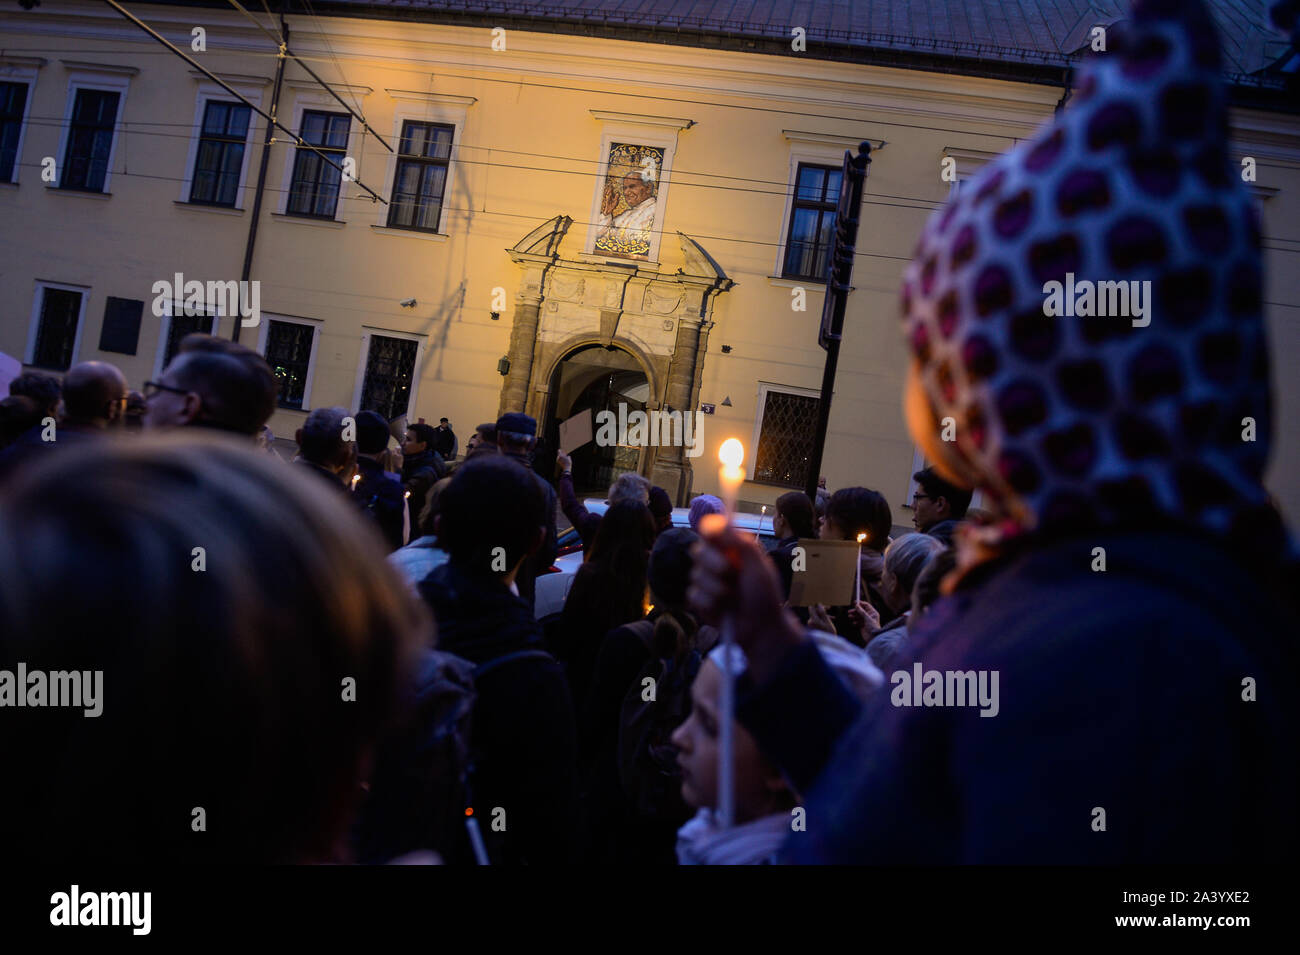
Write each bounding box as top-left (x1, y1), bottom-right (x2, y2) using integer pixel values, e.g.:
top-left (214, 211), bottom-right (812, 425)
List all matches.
top-left (900, 0), bottom-right (1295, 583)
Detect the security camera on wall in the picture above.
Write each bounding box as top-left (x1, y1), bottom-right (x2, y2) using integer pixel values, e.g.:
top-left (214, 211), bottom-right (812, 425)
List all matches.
top-left (399, 298), bottom-right (416, 308)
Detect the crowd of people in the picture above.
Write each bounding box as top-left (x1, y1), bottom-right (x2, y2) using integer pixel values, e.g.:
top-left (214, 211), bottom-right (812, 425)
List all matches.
top-left (1, 0), bottom-right (1296, 865)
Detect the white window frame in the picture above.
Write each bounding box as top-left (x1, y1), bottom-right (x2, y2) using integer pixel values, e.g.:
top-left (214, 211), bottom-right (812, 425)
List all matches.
top-left (277, 82), bottom-right (370, 222)
top-left (374, 90), bottom-right (475, 234)
top-left (152, 297), bottom-right (226, 381)
top-left (773, 152), bottom-right (851, 281)
top-left (351, 326), bottom-right (427, 422)
top-left (257, 313), bottom-right (323, 411)
top-left (55, 65), bottom-right (133, 194)
top-left (0, 60), bottom-right (41, 185)
top-left (772, 132), bottom-right (882, 280)
top-left (26, 280), bottom-right (89, 369)
top-left (582, 117), bottom-right (686, 265)
top-left (178, 75), bottom-right (267, 209)
top-left (750, 381), bottom-right (821, 489)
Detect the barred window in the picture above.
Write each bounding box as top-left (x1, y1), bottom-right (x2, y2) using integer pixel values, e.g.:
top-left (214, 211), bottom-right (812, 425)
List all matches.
top-left (360, 334), bottom-right (419, 422)
top-left (387, 121), bottom-right (453, 232)
top-left (753, 388), bottom-right (820, 489)
top-left (265, 320), bottom-right (316, 410)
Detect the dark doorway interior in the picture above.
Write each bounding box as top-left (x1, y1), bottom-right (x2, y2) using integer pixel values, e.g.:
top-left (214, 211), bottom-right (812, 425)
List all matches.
top-left (542, 344), bottom-right (649, 495)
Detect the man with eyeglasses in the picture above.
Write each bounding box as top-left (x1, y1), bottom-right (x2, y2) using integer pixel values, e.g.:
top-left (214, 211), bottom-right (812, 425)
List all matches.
top-left (143, 335), bottom-right (276, 438)
top-left (910, 466), bottom-right (973, 544)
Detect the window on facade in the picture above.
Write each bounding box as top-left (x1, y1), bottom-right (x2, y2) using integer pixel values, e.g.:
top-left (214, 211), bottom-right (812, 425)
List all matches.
top-left (387, 121), bottom-right (453, 232)
top-left (753, 388), bottom-right (821, 489)
top-left (782, 163), bottom-right (842, 282)
top-left (32, 287), bottom-right (83, 371)
top-left (360, 334), bottom-right (418, 422)
top-left (265, 320), bottom-right (315, 410)
top-left (162, 306), bottom-right (215, 369)
top-left (287, 110), bottom-right (349, 218)
top-left (190, 101), bottom-right (251, 206)
top-left (0, 81), bottom-right (28, 182)
top-left (61, 88), bottom-right (120, 192)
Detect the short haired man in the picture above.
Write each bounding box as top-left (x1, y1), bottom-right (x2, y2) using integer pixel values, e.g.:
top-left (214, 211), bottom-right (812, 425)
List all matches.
top-left (352, 410), bottom-right (407, 552)
top-left (62, 361), bottom-right (129, 433)
top-left (496, 412), bottom-right (557, 610)
top-left (433, 417), bottom-right (458, 462)
top-left (400, 422), bottom-right (446, 532)
top-left (416, 455), bottom-right (577, 863)
top-left (910, 466), bottom-right (973, 543)
top-left (9, 371), bottom-right (61, 418)
top-left (295, 407), bottom-right (354, 490)
top-left (143, 339), bottom-right (277, 436)
top-left (0, 362), bottom-right (126, 475)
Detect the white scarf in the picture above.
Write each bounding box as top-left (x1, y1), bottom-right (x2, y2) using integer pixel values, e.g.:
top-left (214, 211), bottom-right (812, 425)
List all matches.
top-left (676, 808), bottom-right (790, 865)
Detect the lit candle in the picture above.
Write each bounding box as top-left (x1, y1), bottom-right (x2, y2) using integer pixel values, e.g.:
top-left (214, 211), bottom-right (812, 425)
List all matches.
top-left (351, 474), bottom-right (361, 490)
top-left (715, 438), bottom-right (745, 831)
top-left (855, 532), bottom-right (866, 604)
top-left (718, 438), bottom-right (745, 514)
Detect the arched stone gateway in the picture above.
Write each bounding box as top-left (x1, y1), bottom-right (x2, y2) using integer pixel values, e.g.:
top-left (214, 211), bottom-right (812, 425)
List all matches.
top-left (499, 216), bottom-right (734, 504)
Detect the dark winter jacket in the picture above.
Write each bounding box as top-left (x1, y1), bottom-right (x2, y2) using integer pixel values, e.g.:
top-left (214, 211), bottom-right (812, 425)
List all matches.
top-left (352, 456), bottom-right (406, 551)
top-left (737, 529), bottom-right (1299, 863)
top-left (501, 450), bottom-right (558, 610)
top-left (558, 472), bottom-right (602, 553)
top-left (418, 560), bottom-right (578, 864)
top-left (401, 449), bottom-right (445, 530)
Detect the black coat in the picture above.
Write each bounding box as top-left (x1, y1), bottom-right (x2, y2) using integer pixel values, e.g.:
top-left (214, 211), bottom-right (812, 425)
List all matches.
top-left (418, 561), bottom-right (578, 864)
top-left (402, 449), bottom-right (445, 530)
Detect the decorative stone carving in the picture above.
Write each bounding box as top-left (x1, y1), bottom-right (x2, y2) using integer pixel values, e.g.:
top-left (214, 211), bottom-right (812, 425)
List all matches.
top-left (644, 282), bottom-right (683, 314)
top-left (502, 218), bottom-right (734, 503)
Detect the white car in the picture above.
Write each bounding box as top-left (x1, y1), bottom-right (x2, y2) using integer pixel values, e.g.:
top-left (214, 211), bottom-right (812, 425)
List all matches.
top-left (534, 498), bottom-right (777, 619)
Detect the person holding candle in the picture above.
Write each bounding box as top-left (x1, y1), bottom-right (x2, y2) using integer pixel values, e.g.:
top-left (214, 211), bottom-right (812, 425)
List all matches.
top-left (672, 635), bottom-right (881, 865)
top-left (685, 0), bottom-right (1300, 864)
top-left (813, 486), bottom-right (895, 643)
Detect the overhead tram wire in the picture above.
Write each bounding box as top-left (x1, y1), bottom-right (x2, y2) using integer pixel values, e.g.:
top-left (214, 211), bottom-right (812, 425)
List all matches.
top-left (299, 0), bottom-right (366, 118)
top-left (17, 110), bottom-right (947, 209)
top-left (100, 0), bottom-right (389, 204)
top-left (223, 0), bottom-right (393, 154)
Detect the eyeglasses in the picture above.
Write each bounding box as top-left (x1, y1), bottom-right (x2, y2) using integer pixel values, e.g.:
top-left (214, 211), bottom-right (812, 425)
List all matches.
top-left (911, 493), bottom-right (932, 505)
top-left (143, 380), bottom-right (191, 400)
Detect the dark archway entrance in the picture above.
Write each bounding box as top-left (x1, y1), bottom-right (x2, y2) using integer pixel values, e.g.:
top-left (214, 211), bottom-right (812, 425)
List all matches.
top-left (542, 344), bottom-right (649, 495)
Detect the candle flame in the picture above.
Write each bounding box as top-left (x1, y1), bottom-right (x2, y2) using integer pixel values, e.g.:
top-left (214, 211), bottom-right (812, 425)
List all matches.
top-left (857, 532), bottom-right (867, 543)
top-left (718, 438), bottom-right (744, 469)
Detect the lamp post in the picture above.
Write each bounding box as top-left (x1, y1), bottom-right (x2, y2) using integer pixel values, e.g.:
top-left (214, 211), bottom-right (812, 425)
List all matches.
top-left (805, 142), bottom-right (872, 503)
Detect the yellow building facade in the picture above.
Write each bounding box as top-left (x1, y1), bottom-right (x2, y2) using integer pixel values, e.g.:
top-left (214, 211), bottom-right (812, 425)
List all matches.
top-left (2, 2), bottom-right (1297, 524)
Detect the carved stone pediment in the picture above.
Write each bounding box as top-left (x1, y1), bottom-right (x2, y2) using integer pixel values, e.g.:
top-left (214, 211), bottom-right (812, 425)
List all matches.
top-left (500, 218), bottom-right (734, 503)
